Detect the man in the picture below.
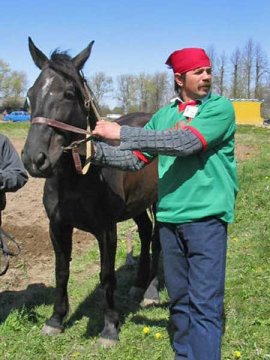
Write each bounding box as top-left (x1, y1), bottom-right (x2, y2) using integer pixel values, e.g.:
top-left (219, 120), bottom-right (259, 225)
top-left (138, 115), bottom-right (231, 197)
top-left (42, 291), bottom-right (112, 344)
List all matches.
top-left (0, 133), bottom-right (28, 274)
top-left (91, 48), bottom-right (238, 360)
top-left (0, 133), bottom-right (28, 217)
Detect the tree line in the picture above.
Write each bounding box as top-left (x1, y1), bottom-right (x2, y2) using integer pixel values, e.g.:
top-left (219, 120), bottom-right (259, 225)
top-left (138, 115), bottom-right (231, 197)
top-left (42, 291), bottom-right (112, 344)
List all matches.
top-left (0, 59), bottom-right (27, 111)
top-left (1, 38), bottom-right (270, 117)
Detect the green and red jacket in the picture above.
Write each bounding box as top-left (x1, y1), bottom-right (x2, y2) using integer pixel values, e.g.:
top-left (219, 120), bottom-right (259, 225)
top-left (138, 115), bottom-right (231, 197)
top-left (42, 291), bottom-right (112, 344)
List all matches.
top-left (143, 93), bottom-right (238, 224)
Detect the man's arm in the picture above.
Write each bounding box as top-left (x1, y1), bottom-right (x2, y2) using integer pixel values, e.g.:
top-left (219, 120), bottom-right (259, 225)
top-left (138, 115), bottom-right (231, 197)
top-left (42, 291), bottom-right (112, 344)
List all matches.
top-left (92, 120), bottom-right (203, 157)
top-left (92, 142), bottom-right (148, 171)
top-left (0, 135), bottom-right (28, 192)
top-left (119, 126), bottom-right (203, 156)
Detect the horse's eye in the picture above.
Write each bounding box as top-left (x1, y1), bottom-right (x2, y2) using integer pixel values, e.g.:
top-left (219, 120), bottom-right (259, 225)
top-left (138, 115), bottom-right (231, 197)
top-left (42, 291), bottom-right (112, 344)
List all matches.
top-left (64, 90), bottom-right (75, 100)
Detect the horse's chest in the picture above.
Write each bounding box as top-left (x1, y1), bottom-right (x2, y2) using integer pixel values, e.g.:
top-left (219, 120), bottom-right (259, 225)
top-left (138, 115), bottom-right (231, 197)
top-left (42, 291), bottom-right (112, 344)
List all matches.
top-left (44, 179), bottom-right (104, 231)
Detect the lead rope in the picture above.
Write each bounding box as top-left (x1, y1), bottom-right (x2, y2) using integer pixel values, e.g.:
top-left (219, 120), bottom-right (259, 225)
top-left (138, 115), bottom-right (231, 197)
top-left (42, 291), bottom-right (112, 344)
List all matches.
top-left (0, 212), bottom-right (21, 276)
top-left (81, 78), bottom-right (102, 175)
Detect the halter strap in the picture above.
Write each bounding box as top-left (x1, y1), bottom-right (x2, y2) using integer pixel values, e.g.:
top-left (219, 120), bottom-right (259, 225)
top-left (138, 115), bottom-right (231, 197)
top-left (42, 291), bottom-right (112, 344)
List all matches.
top-left (32, 117), bottom-right (94, 175)
top-left (32, 117), bottom-right (93, 136)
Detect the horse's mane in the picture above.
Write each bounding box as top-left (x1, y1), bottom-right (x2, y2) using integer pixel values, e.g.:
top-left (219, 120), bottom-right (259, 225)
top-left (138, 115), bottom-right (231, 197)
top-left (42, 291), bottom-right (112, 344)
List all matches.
top-left (48, 50), bottom-right (101, 116)
top-left (49, 50), bottom-right (84, 94)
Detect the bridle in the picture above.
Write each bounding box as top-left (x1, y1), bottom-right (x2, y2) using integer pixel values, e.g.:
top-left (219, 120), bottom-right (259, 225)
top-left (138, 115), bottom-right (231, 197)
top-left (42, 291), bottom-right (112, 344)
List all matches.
top-left (31, 74), bottom-right (101, 175)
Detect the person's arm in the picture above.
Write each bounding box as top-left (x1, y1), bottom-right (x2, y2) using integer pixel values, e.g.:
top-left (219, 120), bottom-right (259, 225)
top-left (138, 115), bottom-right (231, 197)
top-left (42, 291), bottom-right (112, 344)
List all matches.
top-left (92, 141), bottom-right (150, 171)
top-left (119, 126), bottom-right (203, 156)
top-left (0, 135), bottom-right (28, 192)
top-left (92, 120), bottom-right (203, 157)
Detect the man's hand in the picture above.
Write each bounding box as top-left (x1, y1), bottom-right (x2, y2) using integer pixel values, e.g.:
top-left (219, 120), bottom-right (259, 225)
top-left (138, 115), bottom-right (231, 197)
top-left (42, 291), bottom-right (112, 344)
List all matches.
top-left (92, 120), bottom-right (121, 141)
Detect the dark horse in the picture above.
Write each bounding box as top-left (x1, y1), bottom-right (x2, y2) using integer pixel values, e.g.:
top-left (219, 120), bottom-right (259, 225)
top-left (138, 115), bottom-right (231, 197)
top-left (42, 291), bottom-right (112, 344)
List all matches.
top-left (21, 38), bottom-right (160, 345)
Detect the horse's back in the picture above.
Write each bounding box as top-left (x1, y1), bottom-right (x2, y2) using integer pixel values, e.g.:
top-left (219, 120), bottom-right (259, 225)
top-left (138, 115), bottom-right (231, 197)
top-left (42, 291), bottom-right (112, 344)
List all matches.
top-left (116, 112), bottom-right (152, 127)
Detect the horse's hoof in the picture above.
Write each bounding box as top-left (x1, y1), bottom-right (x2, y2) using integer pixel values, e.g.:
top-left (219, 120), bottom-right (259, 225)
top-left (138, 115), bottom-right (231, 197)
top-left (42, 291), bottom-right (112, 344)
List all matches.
top-left (129, 286), bottom-right (145, 302)
top-left (141, 297), bottom-right (160, 307)
top-left (98, 337), bottom-right (118, 348)
top-left (41, 324), bottom-right (64, 336)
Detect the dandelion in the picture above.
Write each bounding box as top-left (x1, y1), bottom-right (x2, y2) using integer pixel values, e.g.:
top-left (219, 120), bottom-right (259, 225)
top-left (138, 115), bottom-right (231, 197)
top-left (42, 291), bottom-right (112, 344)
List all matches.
top-left (143, 326), bottom-right (150, 335)
top-left (233, 350), bottom-right (241, 359)
top-left (71, 352), bottom-right (81, 359)
top-left (232, 236), bottom-right (239, 242)
top-left (255, 266), bottom-right (263, 273)
top-left (155, 332), bottom-right (162, 340)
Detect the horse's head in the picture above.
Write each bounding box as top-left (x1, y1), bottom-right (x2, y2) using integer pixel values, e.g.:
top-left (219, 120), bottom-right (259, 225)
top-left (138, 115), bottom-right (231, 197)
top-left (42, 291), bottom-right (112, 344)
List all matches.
top-left (22, 37), bottom-right (97, 177)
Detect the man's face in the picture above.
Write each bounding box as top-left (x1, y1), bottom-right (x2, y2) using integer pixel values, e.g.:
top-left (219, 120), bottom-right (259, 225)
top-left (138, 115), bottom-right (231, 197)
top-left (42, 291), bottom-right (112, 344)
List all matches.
top-left (175, 67), bottom-right (212, 100)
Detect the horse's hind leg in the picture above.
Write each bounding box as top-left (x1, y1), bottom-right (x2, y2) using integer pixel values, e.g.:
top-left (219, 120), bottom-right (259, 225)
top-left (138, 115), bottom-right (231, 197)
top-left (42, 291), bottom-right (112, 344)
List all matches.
top-left (129, 211), bottom-right (152, 301)
top-left (142, 220), bottom-right (161, 307)
top-left (96, 225), bottom-right (119, 347)
top-left (130, 207), bottom-right (161, 306)
top-left (42, 222), bottom-right (73, 335)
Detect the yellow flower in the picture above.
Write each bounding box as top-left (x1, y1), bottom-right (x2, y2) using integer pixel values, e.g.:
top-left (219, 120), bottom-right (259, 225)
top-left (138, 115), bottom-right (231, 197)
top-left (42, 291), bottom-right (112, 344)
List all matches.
top-left (143, 326), bottom-right (150, 335)
top-left (234, 350), bottom-right (241, 359)
top-left (155, 332), bottom-right (162, 340)
top-left (71, 352), bottom-right (81, 358)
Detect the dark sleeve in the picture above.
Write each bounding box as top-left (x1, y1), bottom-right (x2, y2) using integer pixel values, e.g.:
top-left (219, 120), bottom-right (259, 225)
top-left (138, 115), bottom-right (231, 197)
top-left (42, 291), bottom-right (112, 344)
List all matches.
top-left (91, 141), bottom-right (148, 171)
top-left (119, 126), bottom-right (203, 156)
top-left (0, 135), bottom-right (28, 192)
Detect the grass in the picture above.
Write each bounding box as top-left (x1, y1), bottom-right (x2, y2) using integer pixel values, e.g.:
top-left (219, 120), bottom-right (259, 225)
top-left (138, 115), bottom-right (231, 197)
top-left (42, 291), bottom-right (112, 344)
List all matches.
top-left (0, 122), bottom-right (30, 138)
top-left (0, 123), bottom-right (270, 359)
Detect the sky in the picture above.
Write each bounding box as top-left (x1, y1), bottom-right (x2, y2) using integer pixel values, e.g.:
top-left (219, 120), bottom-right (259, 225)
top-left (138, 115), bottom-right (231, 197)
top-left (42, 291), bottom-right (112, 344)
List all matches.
top-left (1, 0), bottom-right (270, 106)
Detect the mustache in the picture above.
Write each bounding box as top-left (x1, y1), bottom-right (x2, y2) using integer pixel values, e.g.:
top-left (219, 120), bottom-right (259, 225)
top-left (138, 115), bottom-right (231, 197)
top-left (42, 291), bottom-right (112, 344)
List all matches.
top-left (199, 83), bottom-right (211, 88)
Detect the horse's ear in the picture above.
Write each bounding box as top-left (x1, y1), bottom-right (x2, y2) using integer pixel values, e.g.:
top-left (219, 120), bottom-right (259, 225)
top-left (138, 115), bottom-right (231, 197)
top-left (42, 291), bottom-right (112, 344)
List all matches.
top-left (72, 41), bottom-right (95, 70)
top-left (28, 37), bottom-right (49, 69)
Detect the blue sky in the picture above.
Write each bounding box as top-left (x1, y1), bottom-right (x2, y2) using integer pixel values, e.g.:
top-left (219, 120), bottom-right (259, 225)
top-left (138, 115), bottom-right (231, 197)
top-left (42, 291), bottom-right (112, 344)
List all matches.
top-left (1, 0), bottom-right (270, 102)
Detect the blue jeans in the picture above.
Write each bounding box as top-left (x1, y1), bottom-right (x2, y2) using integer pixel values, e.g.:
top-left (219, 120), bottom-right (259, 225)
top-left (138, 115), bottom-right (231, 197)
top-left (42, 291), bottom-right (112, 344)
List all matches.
top-left (159, 218), bottom-right (227, 360)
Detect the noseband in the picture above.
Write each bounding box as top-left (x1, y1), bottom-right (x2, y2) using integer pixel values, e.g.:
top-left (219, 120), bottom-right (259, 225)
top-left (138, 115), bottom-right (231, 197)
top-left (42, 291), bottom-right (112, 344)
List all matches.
top-left (31, 78), bottom-right (101, 175)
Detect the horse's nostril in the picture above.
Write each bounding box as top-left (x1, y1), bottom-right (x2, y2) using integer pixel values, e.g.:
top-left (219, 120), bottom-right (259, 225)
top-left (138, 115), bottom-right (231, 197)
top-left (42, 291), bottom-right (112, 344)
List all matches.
top-left (36, 152), bottom-right (51, 173)
top-left (36, 152), bottom-right (46, 165)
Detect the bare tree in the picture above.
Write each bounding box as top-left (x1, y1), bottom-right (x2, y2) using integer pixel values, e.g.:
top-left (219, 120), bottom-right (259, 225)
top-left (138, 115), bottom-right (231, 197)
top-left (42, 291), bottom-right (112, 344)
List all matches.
top-left (0, 60), bottom-right (10, 96)
top-left (0, 60), bottom-right (27, 99)
top-left (88, 72), bottom-right (113, 105)
top-left (254, 44), bottom-right (269, 99)
top-left (230, 47), bottom-right (242, 98)
top-left (211, 51), bottom-right (227, 95)
top-left (135, 73), bottom-right (152, 112)
top-left (218, 52), bottom-right (227, 96)
top-left (116, 74), bottom-right (137, 113)
top-left (207, 45), bottom-right (217, 73)
top-left (148, 72), bottom-right (171, 112)
top-left (242, 39), bottom-right (255, 98)
top-left (207, 45), bottom-right (221, 94)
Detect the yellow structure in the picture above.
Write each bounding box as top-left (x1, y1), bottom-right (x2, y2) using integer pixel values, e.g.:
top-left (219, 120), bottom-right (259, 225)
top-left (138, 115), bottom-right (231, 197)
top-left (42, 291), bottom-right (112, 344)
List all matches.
top-left (232, 99), bottom-right (263, 125)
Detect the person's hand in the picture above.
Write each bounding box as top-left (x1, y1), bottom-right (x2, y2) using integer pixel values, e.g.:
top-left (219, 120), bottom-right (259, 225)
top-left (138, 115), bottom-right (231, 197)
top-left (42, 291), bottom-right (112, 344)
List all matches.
top-left (92, 120), bottom-right (121, 140)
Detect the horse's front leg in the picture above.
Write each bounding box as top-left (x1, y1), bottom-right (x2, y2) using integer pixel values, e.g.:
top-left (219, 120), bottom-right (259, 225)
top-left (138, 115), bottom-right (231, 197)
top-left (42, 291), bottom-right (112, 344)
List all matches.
top-left (96, 224), bottom-right (119, 347)
top-left (42, 222), bottom-right (73, 335)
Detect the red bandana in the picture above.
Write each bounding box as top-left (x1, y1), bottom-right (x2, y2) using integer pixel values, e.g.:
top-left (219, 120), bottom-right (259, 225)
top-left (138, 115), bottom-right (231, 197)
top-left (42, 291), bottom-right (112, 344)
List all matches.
top-left (166, 48), bottom-right (211, 74)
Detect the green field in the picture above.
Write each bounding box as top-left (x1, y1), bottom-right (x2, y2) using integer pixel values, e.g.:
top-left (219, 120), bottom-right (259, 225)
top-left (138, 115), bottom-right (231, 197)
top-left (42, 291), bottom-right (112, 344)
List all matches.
top-left (0, 124), bottom-right (269, 359)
